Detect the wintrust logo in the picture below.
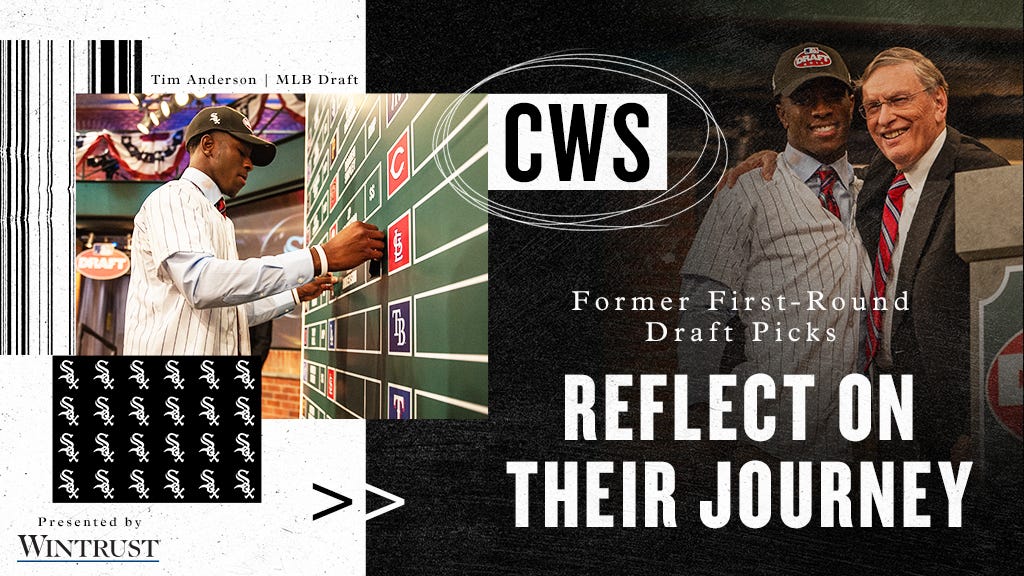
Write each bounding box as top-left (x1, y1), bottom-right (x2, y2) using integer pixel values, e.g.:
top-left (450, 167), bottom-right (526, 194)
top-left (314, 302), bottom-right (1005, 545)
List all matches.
top-left (16, 535), bottom-right (160, 562)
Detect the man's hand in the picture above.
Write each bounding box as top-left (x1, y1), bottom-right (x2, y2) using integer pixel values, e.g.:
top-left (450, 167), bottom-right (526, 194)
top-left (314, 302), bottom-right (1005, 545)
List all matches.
top-left (318, 221), bottom-right (386, 271)
top-left (716, 149), bottom-right (778, 194)
top-left (295, 274), bottom-right (338, 302)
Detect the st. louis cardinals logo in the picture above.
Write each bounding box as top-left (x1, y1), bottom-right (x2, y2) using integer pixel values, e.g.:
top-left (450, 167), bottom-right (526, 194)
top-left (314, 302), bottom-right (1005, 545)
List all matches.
top-left (164, 432), bottom-right (185, 463)
top-left (93, 359), bottom-right (115, 390)
top-left (93, 432), bottom-right (115, 463)
top-left (58, 433), bottom-right (79, 463)
top-left (164, 469), bottom-right (185, 500)
top-left (57, 359), bottom-right (79, 389)
top-left (94, 469), bottom-right (114, 500)
top-left (234, 432), bottom-right (255, 463)
top-left (164, 360), bottom-right (184, 390)
top-left (199, 359), bottom-right (220, 390)
top-left (129, 432), bottom-right (150, 463)
top-left (199, 396), bottom-right (220, 426)
top-left (199, 432), bottom-right (220, 463)
top-left (234, 469), bottom-right (255, 500)
top-left (129, 359), bottom-right (150, 390)
top-left (235, 359), bottom-right (255, 390)
top-left (129, 469), bottom-right (150, 500)
top-left (58, 396), bottom-right (79, 426)
top-left (58, 469), bottom-right (79, 500)
top-left (94, 396), bottom-right (115, 427)
top-left (165, 396), bottom-right (185, 426)
top-left (234, 396), bottom-right (254, 427)
top-left (199, 469), bottom-right (220, 499)
top-left (129, 396), bottom-right (150, 426)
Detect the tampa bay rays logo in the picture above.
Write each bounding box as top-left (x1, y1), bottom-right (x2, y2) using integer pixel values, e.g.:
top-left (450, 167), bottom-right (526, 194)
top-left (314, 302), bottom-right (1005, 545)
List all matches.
top-left (57, 359), bottom-right (79, 389)
top-left (234, 396), bottom-right (254, 427)
top-left (199, 469), bottom-right (220, 499)
top-left (164, 360), bottom-right (185, 390)
top-left (165, 396), bottom-right (185, 426)
top-left (199, 359), bottom-right (220, 390)
top-left (234, 432), bottom-right (254, 463)
top-left (93, 432), bottom-right (115, 463)
top-left (199, 396), bottom-right (220, 426)
top-left (129, 432), bottom-right (150, 463)
top-left (93, 359), bottom-right (115, 390)
top-left (128, 359), bottom-right (150, 390)
top-left (164, 469), bottom-right (185, 500)
top-left (129, 469), bottom-right (150, 500)
top-left (129, 396), bottom-right (150, 426)
top-left (199, 432), bottom-right (220, 463)
top-left (58, 469), bottom-right (79, 500)
top-left (234, 469), bottom-right (255, 500)
top-left (94, 469), bottom-right (114, 500)
top-left (58, 432), bottom-right (79, 463)
top-left (164, 432), bottom-right (185, 463)
top-left (58, 396), bottom-right (79, 426)
top-left (94, 396), bottom-right (115, 427)
top-left (235, 359), bottom-right (255, 390)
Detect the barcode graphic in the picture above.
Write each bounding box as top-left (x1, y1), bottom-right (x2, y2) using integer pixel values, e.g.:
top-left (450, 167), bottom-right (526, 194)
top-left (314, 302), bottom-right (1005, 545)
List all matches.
top-left (87, 40), bottom-right (142, 93)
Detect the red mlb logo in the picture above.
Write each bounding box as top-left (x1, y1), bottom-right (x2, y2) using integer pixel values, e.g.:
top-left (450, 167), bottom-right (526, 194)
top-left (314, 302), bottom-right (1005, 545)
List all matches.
top-left (329, 175), bottom-right (338, 209)
top-left (387, 129), bottom-right (410, 198)
top-left (327, 368), bottom-right (336, 401)
top-left (388, 211), bottom-right (412, 274)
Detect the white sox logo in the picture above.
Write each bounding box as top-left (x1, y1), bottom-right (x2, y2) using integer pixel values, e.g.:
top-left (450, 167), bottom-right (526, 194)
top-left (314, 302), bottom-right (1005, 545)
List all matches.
top-left (164, 432), bottom-right (185, 463)
top-left (235, 360), bottom-right (254, 390)
top-left (94, 396), bottom-right (115, 427)
top-left (129, 396), bottom-right (150, 426)
top-left (58, 396), bottom-right (79, 426)
top-left (234, 432), bottom-right (254, 463)
top-left (164, 469), bottom-right (185, 500)
top-left (199, 432), bottom-right (220, 463)
top-left (164, 360), bottom-right (184, 390)
top-left (58, 433), bottom-right (79, 463)
top-left (58, 469), bottom-right (79, 500)
top-left (234, 469), bottom-right (255, 500)
top-left (129, 432), bottom-right (150, 463)
top-left (129, 469), bottom-right (150, 500)
top-left (129, 359), bottom-right (150, 390)
top-left (199, 359), bottom-right (220, 390)
top-left (58, 359), bottom-right (79, 389)
top-left (93, 432), bottom-right (115, 463)
top-left (165, 396), bottom-right (185, 426)
top-left (94, 359), bottom-right (115, 390)
top-left (234, 396), bottom-right (254, 427)
top-left (94, 469), bottom-right (114, 500)
top-left (199, 396), bottom-right (220, 426)
top-left (199, 469), bottom-right (220, 499)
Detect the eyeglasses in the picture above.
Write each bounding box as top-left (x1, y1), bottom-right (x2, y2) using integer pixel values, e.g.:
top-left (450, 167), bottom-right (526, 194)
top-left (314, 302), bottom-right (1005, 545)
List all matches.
top-left (858, 88), bottom-right (932, 119)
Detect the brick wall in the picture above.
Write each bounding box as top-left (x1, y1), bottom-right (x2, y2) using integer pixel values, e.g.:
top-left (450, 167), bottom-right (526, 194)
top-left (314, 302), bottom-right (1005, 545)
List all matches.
top-left (261, 349), bottom-right (301, 419)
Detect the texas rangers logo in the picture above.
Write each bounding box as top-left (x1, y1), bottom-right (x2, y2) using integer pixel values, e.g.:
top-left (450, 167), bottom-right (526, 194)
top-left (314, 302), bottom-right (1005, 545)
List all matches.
top-left (58, 433), bottom-right (79, 463)
top-left (199, 469), bottom-right (220, 500)
top-left (164, 360), bottom-right (185, 390)
top-left (200, 396), bottom-right (220, 426)
top-left (57, 359), bottom-right (79, 389)
top-left (164, 432), bottom-right (185, 463)
top-left (129, 396), bottom-right (150, 426)
top-left (234, 469), bottom-right (255, 500)
top-left (58, 469), bottom-right (79, 500)
top-left (235, 359), bottom-right (255, 390)
top-left (94, 432), bottom-right (115, 463)
top-left (793, 46), bottom-right (832, 68)
top-left (199, 359), bottom-right (220, 390)
top-left (165, 396), bottom-right (185, 426)
top-left (58, 396), bottom-right (79, 426)
top-left (94, 360), bottom-right (115, 390)
top-left (200, 432), bottom-right (220, 463)
top-left (129, 359), bottom-right (150, 390)
top-left (234, 432), bottom-right (255, 463)
top-left (129, 469), bottom-right (150, 500)
top-left (94, 469), bottom-right (115, 500)
top-left (129, 432), bottom-right (150, 463)
top-left (94, 396), bottom-right (115, 427)
top-left (234, 396), bottom-right (254, 427)
top-left (165, 470), bottom-right (185, 500)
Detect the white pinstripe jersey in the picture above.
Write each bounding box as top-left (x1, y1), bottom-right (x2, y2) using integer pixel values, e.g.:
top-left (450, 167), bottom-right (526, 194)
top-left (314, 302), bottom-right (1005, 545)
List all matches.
top-left (124, 169), bottom-right (250, 355)
top-left (682, 151), bottom-right (871, 459)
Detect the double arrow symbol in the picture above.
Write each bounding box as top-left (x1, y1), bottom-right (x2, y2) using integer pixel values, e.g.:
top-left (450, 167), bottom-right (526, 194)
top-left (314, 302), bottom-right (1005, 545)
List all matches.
top-left (312, 483), bottom-right (404, 521)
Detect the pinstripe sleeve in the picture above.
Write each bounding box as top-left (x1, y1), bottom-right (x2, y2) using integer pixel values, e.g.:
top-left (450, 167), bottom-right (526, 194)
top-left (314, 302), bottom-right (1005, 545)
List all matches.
top-left (144, 184), bottom-right (217, 270)
top-left (682, 180), bottom-right (756, 290)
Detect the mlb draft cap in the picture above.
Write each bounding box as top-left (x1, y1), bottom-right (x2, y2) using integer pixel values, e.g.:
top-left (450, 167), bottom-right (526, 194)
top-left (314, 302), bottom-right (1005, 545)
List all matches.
top-left (772, 43), bottom-right (852, 98)
top-left (184, 106), bottom-right (277, 166)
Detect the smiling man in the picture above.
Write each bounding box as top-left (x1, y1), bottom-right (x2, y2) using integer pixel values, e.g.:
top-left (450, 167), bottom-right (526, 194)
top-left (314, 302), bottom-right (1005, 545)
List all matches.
top-left (124, 106), bottom-right (386, 355)
top-left (678, 44), bottom-right (871, 460)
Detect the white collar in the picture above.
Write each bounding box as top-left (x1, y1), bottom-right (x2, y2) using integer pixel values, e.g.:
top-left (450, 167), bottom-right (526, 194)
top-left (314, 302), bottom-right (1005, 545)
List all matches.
top-left (901, 127), bottom-right (947, 191)
top-left (782, 144), bottom-right (855, 190)
top-left (180, 166), bottom-right (223, 204)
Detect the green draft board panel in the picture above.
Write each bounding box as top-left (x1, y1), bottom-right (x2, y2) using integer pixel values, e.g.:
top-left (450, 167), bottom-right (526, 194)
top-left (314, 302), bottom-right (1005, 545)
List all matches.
top-left (300, 94), bottom-right (488, 420)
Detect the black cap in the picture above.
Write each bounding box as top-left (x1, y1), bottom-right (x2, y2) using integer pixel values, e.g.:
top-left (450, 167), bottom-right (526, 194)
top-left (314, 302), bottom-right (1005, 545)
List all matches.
top-left (183, 106), bottom-right (276, 166)
top-left (772, 43), bottom-right (852, 98)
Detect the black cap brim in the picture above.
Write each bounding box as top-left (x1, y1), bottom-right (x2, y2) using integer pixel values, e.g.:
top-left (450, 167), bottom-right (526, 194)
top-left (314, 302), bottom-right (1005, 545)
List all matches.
top-left (231, 131), bottom-right (277, 166)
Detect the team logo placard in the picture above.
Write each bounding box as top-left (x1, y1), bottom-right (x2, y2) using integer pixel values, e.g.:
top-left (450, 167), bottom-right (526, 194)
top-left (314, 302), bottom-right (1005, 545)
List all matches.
top-left (386, 93), bottom-right (407, 125)
top-left (987, 332), bottom-right (1023, 439)
top-left (388, 298), bottom-right (412, 355)
top-left (329, 174), bottom-right (338, 209)
top-left (387, 129), bottom-right (410, 198)
top-left (980, 266), bottom-right (1023, 443)
top-left (327, 368), bottom-right (336, 401)
top-left (387, 384), bottom-right (413, 420)
top-left (793, 46), bottom-right (832, 68)
top-left (388, 211), bottom-right (412, 274)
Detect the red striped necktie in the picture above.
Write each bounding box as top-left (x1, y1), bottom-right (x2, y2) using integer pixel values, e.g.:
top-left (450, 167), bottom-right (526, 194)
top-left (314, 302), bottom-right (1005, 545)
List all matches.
top-left (865, 172), bottom-right (910, 370)
top-left (815, 165), bottom-right (842, 220)
top-left (215, 198), bottom-right (227, 218)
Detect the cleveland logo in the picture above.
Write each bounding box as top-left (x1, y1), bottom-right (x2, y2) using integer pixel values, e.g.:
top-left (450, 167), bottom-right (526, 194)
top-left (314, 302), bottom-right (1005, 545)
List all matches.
top-left (793, 47), bottom-right (832, 68)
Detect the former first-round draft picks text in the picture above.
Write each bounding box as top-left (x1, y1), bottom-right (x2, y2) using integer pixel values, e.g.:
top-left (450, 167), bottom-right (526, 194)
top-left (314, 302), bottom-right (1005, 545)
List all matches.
top-left (149, 74), bottom-right (359, 86)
